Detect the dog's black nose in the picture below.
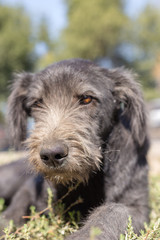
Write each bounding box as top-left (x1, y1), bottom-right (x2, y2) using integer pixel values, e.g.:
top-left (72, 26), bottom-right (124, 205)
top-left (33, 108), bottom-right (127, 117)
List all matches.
top-left (40, 142), bottom-right (68, 167)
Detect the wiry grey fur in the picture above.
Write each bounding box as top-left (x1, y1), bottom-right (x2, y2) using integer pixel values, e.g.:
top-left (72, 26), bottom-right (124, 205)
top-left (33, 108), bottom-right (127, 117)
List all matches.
top-left (6, 59), bottom-right (149, 239)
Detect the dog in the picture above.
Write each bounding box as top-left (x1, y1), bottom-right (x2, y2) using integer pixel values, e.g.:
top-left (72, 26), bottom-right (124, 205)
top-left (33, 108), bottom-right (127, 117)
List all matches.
top-left (5, 59), bottom-right (149, 239)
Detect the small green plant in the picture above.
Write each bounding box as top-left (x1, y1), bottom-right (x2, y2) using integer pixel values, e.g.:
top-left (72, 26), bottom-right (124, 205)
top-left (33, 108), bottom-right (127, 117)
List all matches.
top-left (120, 176), bottom-right (160, 240)
top-left (89, 226), bottom-right (102, 240)
top-left (0, 176), bottom-right (160, 240)
top-left (0, 198), bottom-right (5, 213)
top-left (120, 216), bottom-right (138, 240)
top-left (0, 187), bottom-right (81, 240)
top-left (120, 217), bottom-right (160, 240)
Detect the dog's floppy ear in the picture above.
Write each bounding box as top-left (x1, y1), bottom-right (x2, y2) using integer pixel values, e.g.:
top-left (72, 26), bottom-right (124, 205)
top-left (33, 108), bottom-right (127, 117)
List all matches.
top-left (7, 72), bottom-right (33, 148)
top-left (111, 68), bottom-right (147, 146)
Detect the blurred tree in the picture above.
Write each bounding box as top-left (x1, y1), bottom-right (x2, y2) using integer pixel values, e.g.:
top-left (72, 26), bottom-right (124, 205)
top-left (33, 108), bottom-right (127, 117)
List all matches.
top-left (56, 0), bottom-right (128, 63)
top-left (0, 111), bottom-right (4, 124)
top-left (37, 18), bottom-right (54, 51)
top-left (35, 18), bottom-right (55, 70)
top-left (0, 4), bottom-right (35, 99)
top-left (153, 54), bottom-right (160, 89)
top-left (129, 5), bottom-right (160, 89)
top-left (53, 1), bottom-right (160, 97)
top-left (135, 5), bottom-right (160, 58)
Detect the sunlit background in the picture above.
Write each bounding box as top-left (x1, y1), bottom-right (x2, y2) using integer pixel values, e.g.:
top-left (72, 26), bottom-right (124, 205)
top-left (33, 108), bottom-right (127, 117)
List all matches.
top-left (0, 0), bottom-right (160, 152)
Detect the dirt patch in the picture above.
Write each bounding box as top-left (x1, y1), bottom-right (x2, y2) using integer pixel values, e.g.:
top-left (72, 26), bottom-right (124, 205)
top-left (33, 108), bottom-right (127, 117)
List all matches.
top-left (0, 151), bottom-right (27, 165)
top-left (148, 140), bottom-right (160, 176)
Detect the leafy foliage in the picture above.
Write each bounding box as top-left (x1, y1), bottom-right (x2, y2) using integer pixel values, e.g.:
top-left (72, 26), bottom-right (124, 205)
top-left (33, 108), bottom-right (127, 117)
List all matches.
top-left (35, 1), bottom-right (160, 96)
top-left (1, 1), bottom-right (160, 98)
top-left (57, 0), bottom-right (128, 61)
top-left (0, 188), bottom-right (80, 240)
top-left (0, 4), bottom-right (36, 98)
top-left (0, 176), bottom-right (160, 240)
top-left (120, 176), bottom-right (160, 240)
top-left (120, 217), bottom-right (160, 240)
top-left (128, 5), bottom-right (160, 89)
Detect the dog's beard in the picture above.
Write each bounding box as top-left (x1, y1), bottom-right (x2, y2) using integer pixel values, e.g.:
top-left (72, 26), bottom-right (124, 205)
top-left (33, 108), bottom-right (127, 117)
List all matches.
top-left (26, 107), bottom-right (103, 184)
top-left (26, 130), bottom-right (102, 184)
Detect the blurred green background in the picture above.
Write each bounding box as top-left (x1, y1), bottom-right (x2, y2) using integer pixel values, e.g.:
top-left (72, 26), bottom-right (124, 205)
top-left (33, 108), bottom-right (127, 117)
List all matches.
top-left (0, 0), bottom-right (160, 149)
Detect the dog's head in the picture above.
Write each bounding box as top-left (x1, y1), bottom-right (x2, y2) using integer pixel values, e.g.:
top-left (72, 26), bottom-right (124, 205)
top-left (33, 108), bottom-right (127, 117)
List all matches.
top-left (8, 59), bottom-right (147, 183)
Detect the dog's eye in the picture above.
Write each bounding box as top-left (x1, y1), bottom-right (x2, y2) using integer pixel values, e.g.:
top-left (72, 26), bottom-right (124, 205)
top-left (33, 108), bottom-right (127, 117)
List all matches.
top-left (79, 95), bottom-right (93, 105)
top-left (32, 99), bottom-right (43, 108)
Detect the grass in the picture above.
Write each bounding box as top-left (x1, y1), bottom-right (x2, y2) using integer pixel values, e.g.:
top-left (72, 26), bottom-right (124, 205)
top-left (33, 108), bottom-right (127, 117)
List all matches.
top-left (143, 88), bottom-right (160, 101)
top-left (0, 176), bottom-right (159, 240)
top-left (0, 188), bottom-right (80, 240)
top-left (0, 147), bottom-right (159, 240)
top-left (120, 176), bottom-right (160, 240)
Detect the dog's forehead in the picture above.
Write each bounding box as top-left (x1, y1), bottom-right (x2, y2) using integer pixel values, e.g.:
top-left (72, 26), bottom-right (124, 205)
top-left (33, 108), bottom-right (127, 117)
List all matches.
top-left (33, 59), bottom-right (113, 97)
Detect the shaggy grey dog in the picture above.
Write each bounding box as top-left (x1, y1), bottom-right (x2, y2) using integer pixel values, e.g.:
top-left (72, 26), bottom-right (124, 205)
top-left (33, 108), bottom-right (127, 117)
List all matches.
top-left (6, 59), bottom-right (149, 239)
